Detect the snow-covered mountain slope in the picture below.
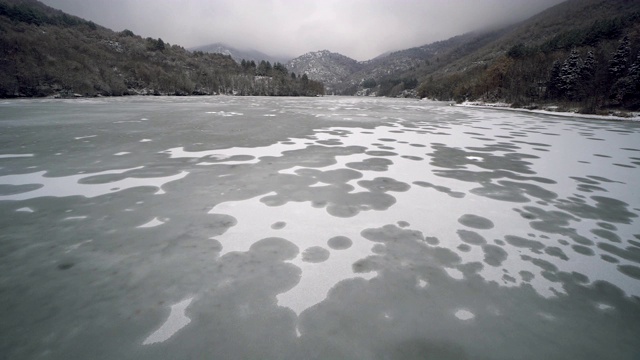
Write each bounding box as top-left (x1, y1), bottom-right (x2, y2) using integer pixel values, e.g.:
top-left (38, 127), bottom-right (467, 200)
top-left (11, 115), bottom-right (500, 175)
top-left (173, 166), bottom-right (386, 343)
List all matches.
top-left (190, 43), bottom-right (289, 64)
top-left (286, 50), bottom-right (363, 93)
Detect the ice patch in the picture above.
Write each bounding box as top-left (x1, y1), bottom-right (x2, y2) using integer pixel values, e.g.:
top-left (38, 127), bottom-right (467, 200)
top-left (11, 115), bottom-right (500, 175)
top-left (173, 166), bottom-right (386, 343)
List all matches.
top-left (161, 141), bottom-right (311, 164)
top-left (0, 154), bottom-right (34, 159)
top-left (140, 139), bottom-right (152, 143)
top-left (63, 216), bottom-right (87, 221)
top-left (209, 195), bottom-right (377, 315)
top-left (596, 303), bottom-right (614, 311)
top-left (206, 111), bottom-right (243, 117)
top-left (142, 297), bottom-right (194, 345)
top-left (0, 167), bottom-right (189, 200)
top-left (538, 312), bottom-right (556, 321)
top-left (444, 268), bottom-right (464, 280)
top-left (65, 239), bottom-right (93, 253)
top-left (454, 309), bottom-right (475, 320)
top-left (16, 207), bottom-right (34, 213)
top-left (137, 217), bottom-right (165, 228)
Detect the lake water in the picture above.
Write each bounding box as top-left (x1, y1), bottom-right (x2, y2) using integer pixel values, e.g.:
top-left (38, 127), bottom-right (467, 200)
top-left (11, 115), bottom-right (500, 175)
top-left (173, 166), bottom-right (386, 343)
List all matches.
top-left (1, 96), bottom-right (639, 359)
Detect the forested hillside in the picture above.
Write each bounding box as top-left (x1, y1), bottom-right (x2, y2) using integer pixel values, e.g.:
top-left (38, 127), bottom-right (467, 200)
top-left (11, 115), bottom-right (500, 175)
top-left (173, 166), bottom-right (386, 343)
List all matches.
top-left (343, 29), bottom-right (512, 98)
top-left (190, 43), bottom-right (289, 66)
top-left (413, 0), bottom-right (640, 112)
top-left (286, 50), bottom-right (363, 94)
top-left (0, 0), bottom-right (324, 97)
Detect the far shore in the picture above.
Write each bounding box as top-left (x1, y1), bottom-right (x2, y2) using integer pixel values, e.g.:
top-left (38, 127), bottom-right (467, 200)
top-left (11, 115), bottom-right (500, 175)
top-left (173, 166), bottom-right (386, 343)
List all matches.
top-left (452, 101), bottom-right (640, 122)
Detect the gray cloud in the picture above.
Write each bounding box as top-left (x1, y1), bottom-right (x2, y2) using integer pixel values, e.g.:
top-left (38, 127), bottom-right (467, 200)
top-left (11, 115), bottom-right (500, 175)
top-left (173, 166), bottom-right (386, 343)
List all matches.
top-left (39, 0), bottom-right (565, 60)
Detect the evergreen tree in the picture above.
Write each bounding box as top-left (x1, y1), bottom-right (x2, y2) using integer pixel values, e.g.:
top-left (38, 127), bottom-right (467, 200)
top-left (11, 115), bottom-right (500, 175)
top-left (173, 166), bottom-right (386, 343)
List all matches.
top-left (578, 50), bottom-right (597, 105)
top-left (628, 53), bottom-right (640, 81)
top-left (627, 53), bottom-right (640, 107)
top-left (559, 49), bottom-right (582, 100)
top-left (547, 60), bottom-right (563, 99)
top-left (581, 51), bottom-right (596, 81)
top-left (609, 35), bottom-right (630, 80)
top-left (611, 53), bottom-right (640, 107)
top-left (273, 62), bottom-right (288, 75)
top-left (257, 60), bottom-right (269, 76)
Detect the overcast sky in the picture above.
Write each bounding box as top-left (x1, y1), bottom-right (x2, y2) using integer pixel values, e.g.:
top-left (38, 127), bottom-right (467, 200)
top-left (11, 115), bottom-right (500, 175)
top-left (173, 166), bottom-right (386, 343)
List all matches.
top-left (40, 0), bottom-right (565, 61)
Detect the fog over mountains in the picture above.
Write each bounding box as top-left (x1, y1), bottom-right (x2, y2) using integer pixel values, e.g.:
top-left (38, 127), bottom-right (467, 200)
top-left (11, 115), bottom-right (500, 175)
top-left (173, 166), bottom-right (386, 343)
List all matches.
top-left (189, 43), bottom-right (290, 65)
top-left (40, 0), bottom-right (565, 61)
top-left (199, 0), bottom-right (640, 110)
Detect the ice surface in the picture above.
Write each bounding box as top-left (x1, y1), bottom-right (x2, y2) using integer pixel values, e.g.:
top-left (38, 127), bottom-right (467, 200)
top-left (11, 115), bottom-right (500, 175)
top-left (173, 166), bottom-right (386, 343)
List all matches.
top-left (1, 96), bottom-right (639, 359)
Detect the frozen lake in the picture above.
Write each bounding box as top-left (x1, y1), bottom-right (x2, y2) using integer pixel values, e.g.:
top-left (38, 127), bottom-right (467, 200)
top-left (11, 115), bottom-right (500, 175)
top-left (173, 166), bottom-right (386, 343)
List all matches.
top-left (1, 96), bottom-right (639, 359)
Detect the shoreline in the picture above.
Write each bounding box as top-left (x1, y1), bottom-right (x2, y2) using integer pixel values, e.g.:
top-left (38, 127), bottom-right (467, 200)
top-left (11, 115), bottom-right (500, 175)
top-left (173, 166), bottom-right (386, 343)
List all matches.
top-left (454, 101), bottom-right (640, 122)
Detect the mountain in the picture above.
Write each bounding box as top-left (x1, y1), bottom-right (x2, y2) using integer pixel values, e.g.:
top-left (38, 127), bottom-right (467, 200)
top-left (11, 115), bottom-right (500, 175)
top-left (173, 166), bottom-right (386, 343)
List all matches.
top-left (0, 0), bottom-right (324, 97)
top-left (284, 30), bottom-right (510, 96)
top-left (286, 50), bottom-right (363, 93)
top-left (190, 43), bottom-right (290, 65)
top-left (284, 0), bottom-right (640, 111)
top-left (346, 30), bottom-right (510, 96)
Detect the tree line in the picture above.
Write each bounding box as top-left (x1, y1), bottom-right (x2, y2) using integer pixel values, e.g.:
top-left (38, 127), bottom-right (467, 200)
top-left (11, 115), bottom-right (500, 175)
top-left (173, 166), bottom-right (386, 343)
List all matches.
top-left (235, 59), bottom-right (325, 96)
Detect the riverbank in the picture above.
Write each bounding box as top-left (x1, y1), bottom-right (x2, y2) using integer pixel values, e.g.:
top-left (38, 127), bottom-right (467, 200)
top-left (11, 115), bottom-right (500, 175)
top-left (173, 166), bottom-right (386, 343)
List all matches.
top-left (455, 101), bottom-right (640, 122)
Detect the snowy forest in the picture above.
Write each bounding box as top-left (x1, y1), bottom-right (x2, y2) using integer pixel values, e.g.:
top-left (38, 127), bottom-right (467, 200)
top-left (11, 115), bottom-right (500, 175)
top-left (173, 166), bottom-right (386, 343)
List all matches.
top-left (0, 1), bottom-right (325, 97)
top-left (416, 10), bottom-right (640, 113)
